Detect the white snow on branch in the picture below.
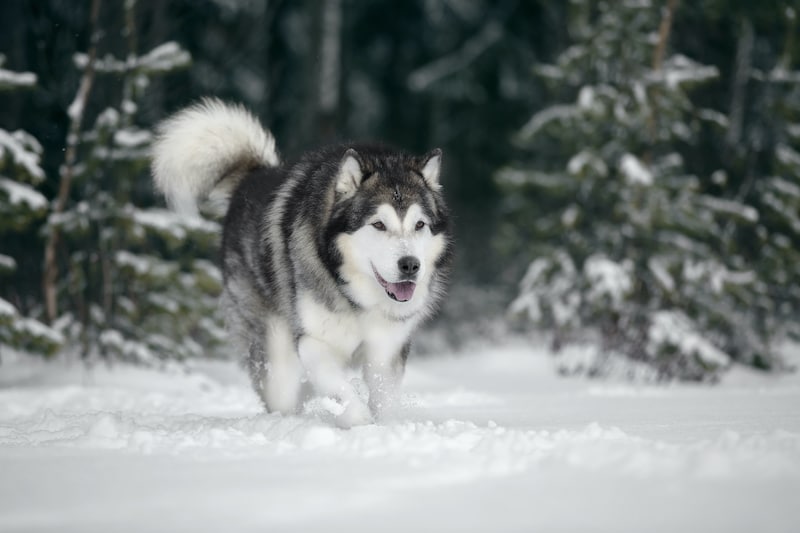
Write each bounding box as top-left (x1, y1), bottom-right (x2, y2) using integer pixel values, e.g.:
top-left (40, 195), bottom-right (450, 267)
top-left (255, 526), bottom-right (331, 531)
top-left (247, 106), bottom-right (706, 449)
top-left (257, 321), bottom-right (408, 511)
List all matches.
top-left (0, 176), bottom-right (47, 210)
top-left (136, 42), bottom-right (191, 74)
top-left (509, 259), bottom-right (550, 322)
top-left (682, 259), bottom-right (756, 293)
top-left (761, 190), bottom-right (800, 234)
top-left (14, 317), bottom-right (65, 346)
top-left (648, 257), bottom-right (675, 293)
top-left (0, 68), bottom-right (36, 89)
top-left (74, 42), bottom-right (190, 75)
top-left (510, 254), bottom-right (581, 327)
top-left (697, 195), bottom-right (758, 223)
top-left (776, 144), bottom-right (800, 169)
top-left (767, 176), bottom-right (800, 199)
top-left (568, 150), bottom-right (608, 177)
top-left (584, 255), bottom-right (633, 308)
top-left (648, 310), bottom-right (730, 368)
top-left (408, 22), bottom-right (502, 91)
top-left (516, 105), bottom-right (575, 141)
top-left (115, 251), bottom-right (178, 283)
top-left (0, 253), bottom-right (17, 272)
top-left (115, 251), bottom-right (155, 276)
top-left (619, 153), bottom-right (653, 186)
top-left (131, 208), bottom-right (219, 240)
top-left (0, 55), bottom-right (36, 89)
top-left (99, 329), bottom-right (156, 364)
top-left (0, 129), bottom-right (45, 183)
top-left (0, 296), bottom-right (17, 318)
top-left (193, 259), bottom-right (222, 284)
top-left (114, 128), bottom-right (152, 148)
top-left (698, 109), bottom-right (730, 128)
top-left (74, 52), bottom-right (123, 73)
top-left (650, 54), bottom-right (719, 89)
top-left (3, 303), bottom-right (66, 348)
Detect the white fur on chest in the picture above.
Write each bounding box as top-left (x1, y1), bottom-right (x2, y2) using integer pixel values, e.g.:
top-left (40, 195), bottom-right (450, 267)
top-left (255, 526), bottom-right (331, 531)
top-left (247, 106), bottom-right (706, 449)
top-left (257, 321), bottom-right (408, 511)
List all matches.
top-left (296, 292), bottom-right (416, 360)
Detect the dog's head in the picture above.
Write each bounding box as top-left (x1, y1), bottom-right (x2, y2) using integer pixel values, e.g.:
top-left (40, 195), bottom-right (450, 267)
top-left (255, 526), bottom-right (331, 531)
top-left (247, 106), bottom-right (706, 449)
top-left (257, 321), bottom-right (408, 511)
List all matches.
top-left (329, 145), bottom-right (452, 318)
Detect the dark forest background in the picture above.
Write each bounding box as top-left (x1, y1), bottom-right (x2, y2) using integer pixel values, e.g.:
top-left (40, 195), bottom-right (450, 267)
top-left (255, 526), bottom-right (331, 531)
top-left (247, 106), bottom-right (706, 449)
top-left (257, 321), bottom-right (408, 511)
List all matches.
top-left (1, 0), bottom-right (799, 380)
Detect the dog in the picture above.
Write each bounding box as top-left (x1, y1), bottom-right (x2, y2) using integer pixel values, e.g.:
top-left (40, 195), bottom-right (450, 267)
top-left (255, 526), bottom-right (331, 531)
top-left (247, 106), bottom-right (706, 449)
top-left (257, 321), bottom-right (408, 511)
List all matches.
top-left (151, 98), bottom-right (453, 427)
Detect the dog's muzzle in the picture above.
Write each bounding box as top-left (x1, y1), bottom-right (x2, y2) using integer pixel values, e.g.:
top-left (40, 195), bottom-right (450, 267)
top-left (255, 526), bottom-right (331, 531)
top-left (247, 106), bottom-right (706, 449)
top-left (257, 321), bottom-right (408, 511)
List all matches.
top-left (372, 264), bottom-right (417, 302)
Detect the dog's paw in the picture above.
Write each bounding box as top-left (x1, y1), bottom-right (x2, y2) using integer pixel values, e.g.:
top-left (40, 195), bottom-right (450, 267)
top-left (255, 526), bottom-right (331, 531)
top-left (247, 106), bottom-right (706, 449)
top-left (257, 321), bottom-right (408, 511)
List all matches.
top-left (368, 393), bottom-right (398, 421)
top-left (335, 399), bottom-right (373, 429)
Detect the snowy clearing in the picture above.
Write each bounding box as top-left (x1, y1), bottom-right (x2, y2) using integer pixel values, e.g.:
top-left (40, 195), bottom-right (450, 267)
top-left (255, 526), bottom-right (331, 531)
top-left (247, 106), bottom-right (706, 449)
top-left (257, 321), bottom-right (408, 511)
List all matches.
top-left (1, 343), bottom-right (799, 532)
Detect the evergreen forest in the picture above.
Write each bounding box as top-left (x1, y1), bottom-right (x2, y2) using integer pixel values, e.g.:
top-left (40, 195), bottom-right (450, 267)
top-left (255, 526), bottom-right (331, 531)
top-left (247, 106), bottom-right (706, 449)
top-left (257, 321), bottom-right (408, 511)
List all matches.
top-left (1, 0), bottom-right (799, 380)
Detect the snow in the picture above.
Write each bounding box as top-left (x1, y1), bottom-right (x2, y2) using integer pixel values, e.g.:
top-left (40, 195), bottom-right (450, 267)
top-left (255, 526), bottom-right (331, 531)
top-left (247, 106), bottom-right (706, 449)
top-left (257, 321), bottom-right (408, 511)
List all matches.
top-left (698, 194), bottom-right (759, 223)
top-left (136, 42), bottom-right (191, 74)
top-left (0, 254), bottom-right (17, 272)
top-left (776, 143), bottom-right (800, 169)
top-left (648, 256), bottom-right (676, 292)
top-left (131, 207), bottom-right (220, 240)
top-left (13, 317), bottom-right (65, 346)
top-left (584, 255), bottom-right (633, 307)
top-left (74, 42), bottom-right (190, 75)
top-left (652, 54), bottom-right (719, 89)
top-left (0, 297), bottom-right (16, 318)
top-left (619, 153), bottom-right (653, 186)
top-left (768, 177), bottom-right (800, 198)
top-left (0, 129), bottom-right (45, 182)
top-left (114, 128), bottom-right (152, 147)
top-left (66, 93), bottom-right (85, 122)
top-left (0, 67), bottom-right (36, 88)
top-left (1, 343), bottom-right (799, 532)
top-left (0, 177), bottom-right (47, 210)
top-left (517, 104), bottom-right (574, 140)
top-left (115, 250), bottom-right (176, 281)
top-left (568, 149), bottom-right (608, 176)
top-left (648, 310), bottom-right (731, 367)
top-left (511, 254), bottom-right (581, 327)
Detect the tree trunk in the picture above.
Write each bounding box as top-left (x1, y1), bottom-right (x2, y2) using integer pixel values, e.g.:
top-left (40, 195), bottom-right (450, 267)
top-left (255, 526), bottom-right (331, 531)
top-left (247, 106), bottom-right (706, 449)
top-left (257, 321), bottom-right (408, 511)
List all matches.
top-left (726, 17), bottom-right (754, 149)
top-left (42, 0), bottom-right (102, 324)
top-left (316, 0), bottom-right (342, 142)
top-left (647, 0), bottom-right (679, 144)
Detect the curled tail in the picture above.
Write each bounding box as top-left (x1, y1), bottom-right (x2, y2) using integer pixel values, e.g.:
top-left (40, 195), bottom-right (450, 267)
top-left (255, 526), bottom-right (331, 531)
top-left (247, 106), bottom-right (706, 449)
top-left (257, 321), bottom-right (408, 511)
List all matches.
top-left (151, 98), bottom-right (279, 216)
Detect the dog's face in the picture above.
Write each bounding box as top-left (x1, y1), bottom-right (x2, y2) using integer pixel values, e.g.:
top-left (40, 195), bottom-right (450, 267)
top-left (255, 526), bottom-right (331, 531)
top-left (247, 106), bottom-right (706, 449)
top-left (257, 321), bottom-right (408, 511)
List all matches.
top-left (331, 146), bottom-right (451, 317)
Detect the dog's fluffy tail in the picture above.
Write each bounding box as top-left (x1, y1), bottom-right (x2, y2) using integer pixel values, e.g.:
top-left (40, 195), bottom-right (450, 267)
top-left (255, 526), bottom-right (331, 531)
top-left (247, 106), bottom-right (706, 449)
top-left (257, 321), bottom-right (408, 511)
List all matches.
top-left (151, 97), bottom-right (279, 216)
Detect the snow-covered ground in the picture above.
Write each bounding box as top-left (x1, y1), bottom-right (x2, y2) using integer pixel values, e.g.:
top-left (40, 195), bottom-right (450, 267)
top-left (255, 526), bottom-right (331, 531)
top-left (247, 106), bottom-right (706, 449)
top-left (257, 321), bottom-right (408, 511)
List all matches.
top-left (1, 342), bottom-right (799, 532)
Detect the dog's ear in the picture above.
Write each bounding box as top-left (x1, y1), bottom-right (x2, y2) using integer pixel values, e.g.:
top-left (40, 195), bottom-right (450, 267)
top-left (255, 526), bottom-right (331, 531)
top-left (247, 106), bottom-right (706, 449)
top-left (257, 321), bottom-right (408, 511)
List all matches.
top-left (420, 148), bottom-right (442, 190)
top-left (335, 148), bottom-right (364, 197)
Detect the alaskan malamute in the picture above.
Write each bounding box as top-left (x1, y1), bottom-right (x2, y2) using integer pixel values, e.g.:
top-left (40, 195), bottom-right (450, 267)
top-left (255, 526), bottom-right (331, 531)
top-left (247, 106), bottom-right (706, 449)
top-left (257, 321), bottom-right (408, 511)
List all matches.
top-left (151, 99), bottom-right (453, 427)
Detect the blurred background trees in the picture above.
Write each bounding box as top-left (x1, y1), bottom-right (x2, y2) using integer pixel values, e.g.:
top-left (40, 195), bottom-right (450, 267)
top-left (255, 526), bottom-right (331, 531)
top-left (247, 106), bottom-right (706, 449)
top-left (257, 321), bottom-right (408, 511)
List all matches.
top-left (0, 0), bottom-right (797, 378)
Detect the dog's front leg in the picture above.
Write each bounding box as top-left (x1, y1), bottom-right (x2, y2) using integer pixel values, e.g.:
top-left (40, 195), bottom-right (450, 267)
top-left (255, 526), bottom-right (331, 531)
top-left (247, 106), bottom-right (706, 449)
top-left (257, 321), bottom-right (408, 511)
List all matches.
top-left (364, 342), bottom-right (408, 420)
top-left (297, 336), bottom-right (372, 428)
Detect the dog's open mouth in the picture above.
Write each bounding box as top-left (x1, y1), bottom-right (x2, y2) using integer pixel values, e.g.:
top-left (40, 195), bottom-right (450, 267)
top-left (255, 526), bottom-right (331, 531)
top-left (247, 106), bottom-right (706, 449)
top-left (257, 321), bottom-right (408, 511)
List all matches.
top-left (372, 265), bottom-right (416, 302)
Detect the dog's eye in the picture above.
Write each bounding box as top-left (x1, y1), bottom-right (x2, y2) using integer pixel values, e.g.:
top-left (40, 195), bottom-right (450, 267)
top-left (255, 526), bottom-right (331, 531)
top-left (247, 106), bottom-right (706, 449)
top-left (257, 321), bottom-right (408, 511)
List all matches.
top-left (415, 220), bottom-right (425, 231)
top-left (372, 221), bottom-right (386, 231)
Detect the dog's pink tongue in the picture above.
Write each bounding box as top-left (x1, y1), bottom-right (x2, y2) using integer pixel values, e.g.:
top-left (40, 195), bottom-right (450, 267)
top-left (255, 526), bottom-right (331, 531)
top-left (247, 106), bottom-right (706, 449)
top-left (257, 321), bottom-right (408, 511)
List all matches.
top-left (388, 281), bottom-right (416, 302)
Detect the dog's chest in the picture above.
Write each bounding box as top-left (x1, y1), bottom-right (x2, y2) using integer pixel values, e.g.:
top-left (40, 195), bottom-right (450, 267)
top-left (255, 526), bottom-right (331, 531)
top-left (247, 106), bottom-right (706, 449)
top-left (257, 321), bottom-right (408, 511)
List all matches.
top-left (296, 292), bottom-right (410, 359)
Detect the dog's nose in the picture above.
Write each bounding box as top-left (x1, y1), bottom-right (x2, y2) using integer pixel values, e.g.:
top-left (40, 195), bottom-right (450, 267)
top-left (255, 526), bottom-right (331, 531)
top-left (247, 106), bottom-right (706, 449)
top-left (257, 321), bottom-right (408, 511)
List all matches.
top-left (398, 256), bottom-right (420, 277)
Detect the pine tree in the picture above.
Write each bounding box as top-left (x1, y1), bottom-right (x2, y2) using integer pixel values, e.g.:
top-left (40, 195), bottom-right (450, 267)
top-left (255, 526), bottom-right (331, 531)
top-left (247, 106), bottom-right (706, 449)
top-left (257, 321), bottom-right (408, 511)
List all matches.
top-left (0, 55), bottom-right (63, 356)
top-left (41, 2), bottom-right (225, 363)
top-left (739, 6), bottom-right (800, 365)
top-left (497, 0), bottom-right (761, 379)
